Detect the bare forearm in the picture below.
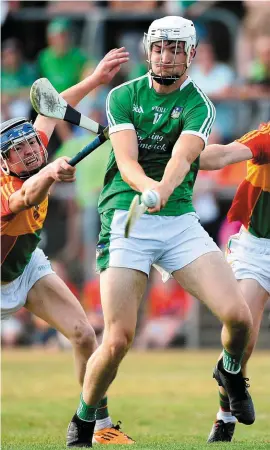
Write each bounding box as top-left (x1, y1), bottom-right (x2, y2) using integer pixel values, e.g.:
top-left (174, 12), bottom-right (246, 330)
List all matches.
top-left (22, 166), bottom-right (55, 207)
top-left (200, 144), bottom-right (226, 170)
top-left (162, 154), bottom-right (190, 191)
top-left (161, 134), bottom-right (203, 191)
top-left (120, 161), bottom-right (154, 192)
top-left (200, 143), bottom-right (253, 170)
top-left (111, 130), bottom-right (155, 192)
top-left (60, 74), bottom-right (99, 108)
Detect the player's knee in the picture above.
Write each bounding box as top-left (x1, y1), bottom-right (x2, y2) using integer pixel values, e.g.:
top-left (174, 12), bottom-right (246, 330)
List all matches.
top-left (106, 329), bottom-right (134, 363)
top-left (223, 303), bottom-right (252, 333)
top-left (71, 320), bottom-right (96, 351)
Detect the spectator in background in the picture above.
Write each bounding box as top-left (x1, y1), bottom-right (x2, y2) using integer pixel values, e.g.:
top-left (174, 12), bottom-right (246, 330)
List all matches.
top-left (165, 0), bottom-right (216, 17)
top-left (190, 40), bottom-right (235, 96)
top-left (38, 18), bottom-right (95, 146)
top-left (1, 38), bottom-right (37, 121)
top-left (236, 1), bottom-right (270, 81)
top-left (248, 34), bottom-right (270, 87)
top-left (47, 1), bottom-right (94, 14)
top-left (109, 1), bottom-right (158, 11)
top-left (38, 18), bottom-right (91, 93)
top-left (190, 39), bottom-right (236, 141)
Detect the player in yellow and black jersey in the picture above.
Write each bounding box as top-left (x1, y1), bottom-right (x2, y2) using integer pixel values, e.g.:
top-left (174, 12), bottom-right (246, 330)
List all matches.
top-left (1, 48), bottom-right (134, 446)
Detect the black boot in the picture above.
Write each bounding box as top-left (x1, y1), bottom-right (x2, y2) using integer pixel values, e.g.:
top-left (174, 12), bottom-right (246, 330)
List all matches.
top-left (213, 359), bottom-right (255, 425)
top-left (66, 413), bottom-right (95, 448)
top-left (207, 419), bottom-right (236, 442)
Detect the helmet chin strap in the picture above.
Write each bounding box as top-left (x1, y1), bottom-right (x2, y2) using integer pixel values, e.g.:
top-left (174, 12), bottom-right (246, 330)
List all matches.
top-left (151, 63), bottom-right (188, 86)
top-left (151, 73), bottom-right (177, 85)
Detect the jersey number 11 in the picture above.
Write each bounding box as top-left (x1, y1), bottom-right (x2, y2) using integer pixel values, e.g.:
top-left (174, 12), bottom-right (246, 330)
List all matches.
top-left (153, 113), bottom-right (162, 124)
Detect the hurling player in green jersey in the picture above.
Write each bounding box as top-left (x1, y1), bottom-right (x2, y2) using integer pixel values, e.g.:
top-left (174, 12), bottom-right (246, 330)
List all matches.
top-left (67, 17), bottom-right (254, 447)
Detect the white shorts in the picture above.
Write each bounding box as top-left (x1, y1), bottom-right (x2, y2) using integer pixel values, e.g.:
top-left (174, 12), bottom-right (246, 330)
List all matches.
top-left (96, 210), bottom-right (220, 282)
top-left (226, 227), bottom-right (270, 294)
top-left (1, 248), bottom-right (54, 320)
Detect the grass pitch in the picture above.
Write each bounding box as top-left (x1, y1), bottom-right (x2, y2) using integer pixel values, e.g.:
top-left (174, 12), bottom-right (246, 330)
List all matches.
top-left (2, 349), bottom-right (270, 449)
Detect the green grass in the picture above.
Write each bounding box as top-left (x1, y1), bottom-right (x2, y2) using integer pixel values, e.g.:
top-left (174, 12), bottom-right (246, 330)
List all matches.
top-left (2, 349), bottom-right (270, 449)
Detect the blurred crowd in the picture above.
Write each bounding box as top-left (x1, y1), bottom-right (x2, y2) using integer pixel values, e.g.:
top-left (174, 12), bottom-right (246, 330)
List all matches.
top-left (1, 0), bottom-right (270, 349)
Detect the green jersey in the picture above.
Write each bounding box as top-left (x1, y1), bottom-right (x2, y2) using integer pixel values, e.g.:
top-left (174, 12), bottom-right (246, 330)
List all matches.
top-left (1, 62), bottom-right (38, 94)
top-left (38, 47), bottom-right (89, 93)
top-left (99, 74), bottom-right (215, 216)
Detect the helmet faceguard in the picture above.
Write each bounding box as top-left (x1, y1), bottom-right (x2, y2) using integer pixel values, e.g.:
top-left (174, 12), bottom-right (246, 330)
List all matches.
top-left (0, 117), bottom-right (48, 180)
top-left (144, 16), bottom-right (196, 85)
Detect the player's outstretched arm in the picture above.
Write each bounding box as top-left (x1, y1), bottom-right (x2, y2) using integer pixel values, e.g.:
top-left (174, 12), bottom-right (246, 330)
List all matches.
top-left (8, 157), bottom-right (76, 214)
top-left (199, 142), bottom-right (253, 170)
top-left (34, 47), bottom-right (129, 139)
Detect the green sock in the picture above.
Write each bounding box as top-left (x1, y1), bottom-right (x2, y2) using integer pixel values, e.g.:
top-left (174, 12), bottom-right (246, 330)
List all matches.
top-left (223, 349), bottom-right (243, 374)
top-left (96, 396), bottom-right (109, 420)
top-left (77, 393), bottom-right (97, 422)
top-left (219, 391), bottom-right (230, 412)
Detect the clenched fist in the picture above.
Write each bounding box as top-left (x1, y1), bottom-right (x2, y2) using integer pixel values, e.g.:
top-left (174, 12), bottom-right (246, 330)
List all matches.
top-left (48, 157), bottom-right (76, 182)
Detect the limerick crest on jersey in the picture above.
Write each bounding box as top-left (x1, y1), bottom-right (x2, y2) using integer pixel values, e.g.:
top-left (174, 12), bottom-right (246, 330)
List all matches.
top-left (171, 106), bottom-right (183, 119)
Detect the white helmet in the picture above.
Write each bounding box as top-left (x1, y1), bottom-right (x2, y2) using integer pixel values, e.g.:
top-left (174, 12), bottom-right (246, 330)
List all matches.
top-left (144, 16), bottom-right (196, 68)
